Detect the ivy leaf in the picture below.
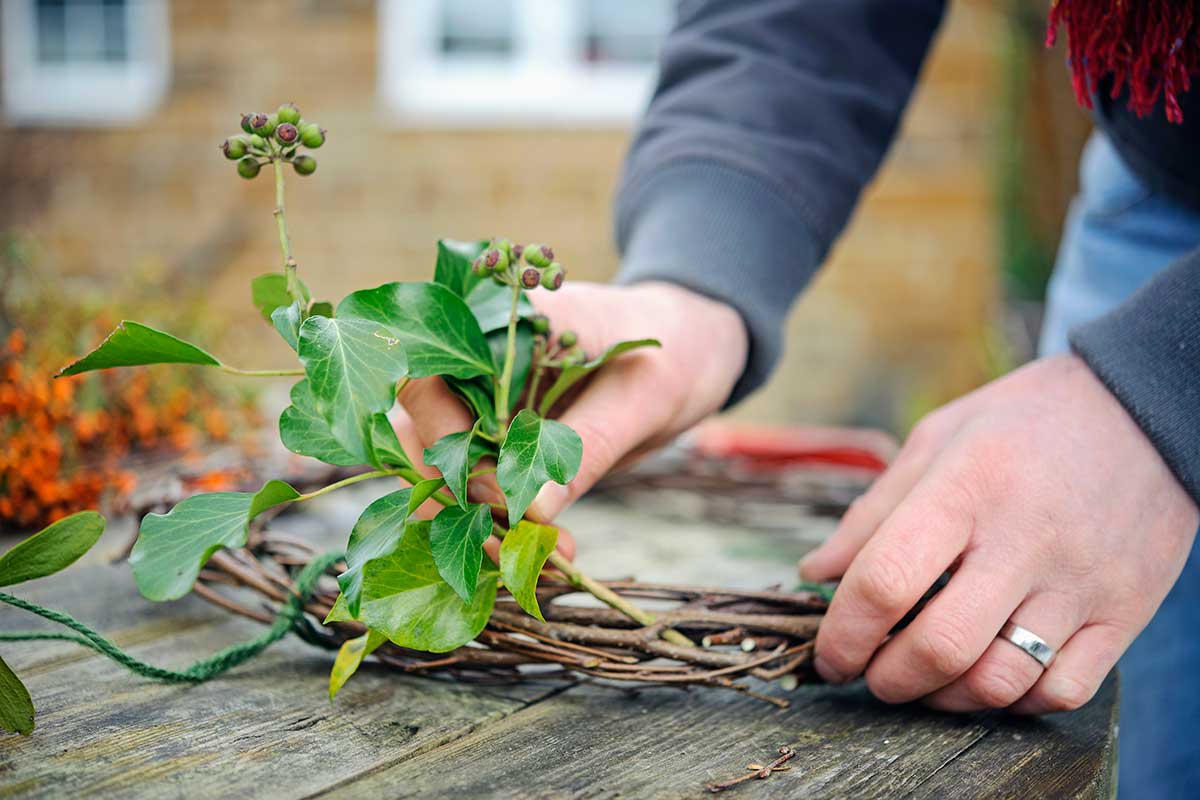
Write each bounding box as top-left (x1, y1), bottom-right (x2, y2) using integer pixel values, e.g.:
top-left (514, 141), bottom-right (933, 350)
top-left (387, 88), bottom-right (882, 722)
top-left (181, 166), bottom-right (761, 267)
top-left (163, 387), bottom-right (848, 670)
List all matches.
top-left (338, 487), bottom-right (428, 617)
top-left (131, 481), bottom-right (300, 601)
top-left (466, 280), bottom-right (536, 334)
top-left (499, 521), bottom-right (558, 622)
top-left (0, 656), bottom-right (34, 735)
top-left (298, 316), bottom-right (409, 466)
top-left (310, 301), bottom-right (335, 318)
top-left (358, 521), bottom-right (497, 653)
top-left (328, 630), bottom-right (387, 701)
top-left (445, 376), bottom-right (497, 436)
top-left (368, 415), bottom-right (414, 470)
top-left (279, 380), bottom-right (359, 466)
top-left (429, 503), bottom-right (493, 603)
top-left (0, 510), bottom-right (105, 587)
top-left (538, 339), bottom-right (661, 415)
top-left (423, 425), bottom-right (489, 508)
top-left (488, 322), bottom-right (534, 414)
top-left (271, 301), bottom-right (304, 352)
top-left (433, 238), bottom-right (488, 298)
top-left (57, 321), bottom-right (220, 377)
top-left (251, 273), bottom-right (310, 321)
top-left (496, 410), bottom-right (582, 524)
top-left (337, 282), bottom-right (493, 379)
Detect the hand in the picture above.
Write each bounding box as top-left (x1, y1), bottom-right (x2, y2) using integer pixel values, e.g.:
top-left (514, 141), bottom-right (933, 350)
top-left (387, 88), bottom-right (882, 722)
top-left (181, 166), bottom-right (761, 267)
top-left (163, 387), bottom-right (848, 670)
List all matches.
top-left (397, 280), bottom-right (748, 540)
top-left (800, 354), bottom-right (1199, 713)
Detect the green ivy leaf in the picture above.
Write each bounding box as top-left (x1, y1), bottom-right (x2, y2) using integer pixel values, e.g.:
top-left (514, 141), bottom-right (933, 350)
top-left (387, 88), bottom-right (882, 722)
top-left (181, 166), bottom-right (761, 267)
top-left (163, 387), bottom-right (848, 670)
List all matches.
top-left (0, 656), bottom-right (34, 735)
top-left (328, 630), bottom-right (386, 701)
top-left (445, 376), bottom-right (498, 436)
top-left (251, 273), bottom-right (311, 321)
top-left (338, 486), bottom-right (432, 617)
top-left (467, 280), bottom-right (536, 334)
top-left (423, 425), bottom-right (490, 508)
top-left (499, 520), bottom-right (558, 622)
top-left (337, 282), bottom-right (493, 379)
top-left (538, 339), bottom-right (661, 415)
top-left (429, 503), bottom-right (493, 603)
top-left (0, 510), bottom-right (105, 587)
top-left (310, 301), bottom-right (335, 318)
top-left (496, 410), bottom-right (582, 524)
top-left (271, 301), bottom-right (304, 352)
top-left (358, 521), bottom-right (497, 653)
top-left (57, 321), bottom-right (220, 377)
top-left (298, 316), bottom-right (409, 466)
top-left (279, 380), bottom-right (359, 466)
top-left (131, 481), bottom-right (300, 601)
top-left (433, 238), bottom-right (488, 298)
top-left (488, 322), bottom-right (534, 414)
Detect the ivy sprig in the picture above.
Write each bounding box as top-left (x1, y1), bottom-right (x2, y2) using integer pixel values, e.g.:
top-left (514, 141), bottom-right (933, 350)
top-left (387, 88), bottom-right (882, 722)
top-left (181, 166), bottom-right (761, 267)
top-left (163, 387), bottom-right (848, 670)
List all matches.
top-left (51, 105), bottom-right (678, 700)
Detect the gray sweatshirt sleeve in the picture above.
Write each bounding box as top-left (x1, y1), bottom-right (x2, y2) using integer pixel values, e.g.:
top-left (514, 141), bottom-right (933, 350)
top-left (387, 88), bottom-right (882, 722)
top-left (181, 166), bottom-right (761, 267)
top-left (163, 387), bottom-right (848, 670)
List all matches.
top-left (1070, 253), bottom-right (1200, 504)
top-left (614, 0), bottom-right (946, 404)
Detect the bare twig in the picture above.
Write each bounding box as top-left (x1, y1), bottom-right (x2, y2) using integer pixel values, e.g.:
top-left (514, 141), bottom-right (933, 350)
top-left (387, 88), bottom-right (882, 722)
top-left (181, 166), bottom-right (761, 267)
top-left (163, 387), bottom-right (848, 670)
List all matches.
top-left (705, 746), bottom-right (796, 793)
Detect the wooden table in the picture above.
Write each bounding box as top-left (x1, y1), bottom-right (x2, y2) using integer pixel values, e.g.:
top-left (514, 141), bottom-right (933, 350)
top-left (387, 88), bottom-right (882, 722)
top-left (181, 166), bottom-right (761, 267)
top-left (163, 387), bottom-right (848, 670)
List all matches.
top-left (0, 489), bottom-right (1118, 799)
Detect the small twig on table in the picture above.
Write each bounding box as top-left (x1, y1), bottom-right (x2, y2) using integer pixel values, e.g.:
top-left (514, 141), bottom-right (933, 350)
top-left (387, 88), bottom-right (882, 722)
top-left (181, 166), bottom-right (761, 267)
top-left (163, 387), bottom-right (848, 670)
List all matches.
top-left (705, 746), bottom-right (796, 793)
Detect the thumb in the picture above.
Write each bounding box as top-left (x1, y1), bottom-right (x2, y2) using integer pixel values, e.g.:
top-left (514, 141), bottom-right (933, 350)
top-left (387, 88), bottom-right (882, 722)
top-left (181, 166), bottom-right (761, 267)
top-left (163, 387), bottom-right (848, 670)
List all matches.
top-left (528, 357), bottom-right (671, 521)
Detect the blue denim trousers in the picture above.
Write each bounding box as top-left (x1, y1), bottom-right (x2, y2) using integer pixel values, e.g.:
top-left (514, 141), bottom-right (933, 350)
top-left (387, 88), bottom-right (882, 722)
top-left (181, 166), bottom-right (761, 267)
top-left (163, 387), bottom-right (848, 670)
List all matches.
top-left (1039, 132), bottom-right (1200, 800)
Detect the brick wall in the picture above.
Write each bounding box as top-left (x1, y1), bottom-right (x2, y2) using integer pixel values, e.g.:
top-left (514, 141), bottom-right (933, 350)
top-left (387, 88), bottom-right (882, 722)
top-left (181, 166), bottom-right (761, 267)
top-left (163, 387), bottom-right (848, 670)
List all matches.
top-left (0, 0), bottom-right (1014, 431)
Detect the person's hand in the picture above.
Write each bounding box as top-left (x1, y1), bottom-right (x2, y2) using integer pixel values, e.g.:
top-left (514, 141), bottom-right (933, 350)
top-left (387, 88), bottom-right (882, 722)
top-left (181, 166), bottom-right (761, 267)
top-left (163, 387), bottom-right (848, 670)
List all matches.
top-left (800, 354), bottom-right (1199, 714)
top-left (397, 280), bottom-right (748, 547)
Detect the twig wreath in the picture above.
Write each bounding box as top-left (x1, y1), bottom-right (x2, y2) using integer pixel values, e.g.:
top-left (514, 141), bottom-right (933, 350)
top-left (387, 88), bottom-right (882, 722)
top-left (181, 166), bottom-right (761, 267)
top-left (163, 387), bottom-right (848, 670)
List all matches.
top-left (0, 107), bottom-right (832, 735)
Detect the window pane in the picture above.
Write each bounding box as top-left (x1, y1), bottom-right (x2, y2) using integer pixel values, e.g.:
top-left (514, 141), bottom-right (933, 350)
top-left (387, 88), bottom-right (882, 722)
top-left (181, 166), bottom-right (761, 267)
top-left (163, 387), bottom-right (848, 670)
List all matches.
top-left (582, 0), bottom-right (673, 65)
top-left (36, 0), bottom-right (68, 63)
top-left (440, 0), bottom-right (515, 57)
top-left (35, 0), bottom-right (128, 64)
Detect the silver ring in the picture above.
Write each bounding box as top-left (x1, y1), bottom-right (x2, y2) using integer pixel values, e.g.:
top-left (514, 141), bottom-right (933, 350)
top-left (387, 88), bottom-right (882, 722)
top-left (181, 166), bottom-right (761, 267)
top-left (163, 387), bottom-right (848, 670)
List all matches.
top-left (998, 621), bottom-right (1056, 668)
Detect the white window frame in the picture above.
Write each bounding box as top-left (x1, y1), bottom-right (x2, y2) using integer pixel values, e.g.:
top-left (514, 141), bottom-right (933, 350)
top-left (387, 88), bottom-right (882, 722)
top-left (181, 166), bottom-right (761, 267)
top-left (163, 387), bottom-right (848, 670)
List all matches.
top-left (378, 0), bottom-right (665, 128)
top-left (2, 0), bottom-right (171, 127)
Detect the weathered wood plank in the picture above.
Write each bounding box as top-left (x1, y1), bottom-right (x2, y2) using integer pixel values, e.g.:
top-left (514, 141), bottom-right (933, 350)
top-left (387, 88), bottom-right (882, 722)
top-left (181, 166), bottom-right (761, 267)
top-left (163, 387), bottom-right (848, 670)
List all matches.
top-left (0, 564), bottom-right (562, 799)
top-left (326, 674), bottom-right (1117, 800)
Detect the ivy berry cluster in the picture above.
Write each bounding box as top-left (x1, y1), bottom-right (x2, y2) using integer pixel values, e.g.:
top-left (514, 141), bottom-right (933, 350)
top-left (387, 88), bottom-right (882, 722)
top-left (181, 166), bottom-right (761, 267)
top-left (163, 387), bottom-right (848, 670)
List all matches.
top-left (221, 103), bottom-right (326, 179)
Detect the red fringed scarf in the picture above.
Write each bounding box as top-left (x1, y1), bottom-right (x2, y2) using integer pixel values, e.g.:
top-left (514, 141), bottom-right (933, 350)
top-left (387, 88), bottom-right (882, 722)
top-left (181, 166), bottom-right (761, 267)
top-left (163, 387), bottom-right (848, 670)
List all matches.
top-left (1047, 0), bottom-right (1199, 123)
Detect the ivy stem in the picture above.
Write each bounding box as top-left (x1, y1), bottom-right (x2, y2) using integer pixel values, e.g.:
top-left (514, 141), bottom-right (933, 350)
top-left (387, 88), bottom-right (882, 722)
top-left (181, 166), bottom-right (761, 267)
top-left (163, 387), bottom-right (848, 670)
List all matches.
top-left (468, 466), bottom-right (496, 479)
top-left (524, 338), bottom-right (546, 412)
top-left (296, 469), bottom-right (406, 502)
top-left (272, 153), bottom-right (300, 303)
top-left (219, 365), bottom-right (306, 378)
top-left (494, 280), bottom-right (522, 430)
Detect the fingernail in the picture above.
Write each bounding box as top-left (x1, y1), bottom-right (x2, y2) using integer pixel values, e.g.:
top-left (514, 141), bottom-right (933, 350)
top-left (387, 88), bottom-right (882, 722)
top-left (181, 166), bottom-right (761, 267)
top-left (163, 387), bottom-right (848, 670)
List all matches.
top-left (798, 551), bottom-right (823, 580)
top-left (814, 655), bottom-right (847, 684)
top-left (529, 482), bottom-right (569, 522)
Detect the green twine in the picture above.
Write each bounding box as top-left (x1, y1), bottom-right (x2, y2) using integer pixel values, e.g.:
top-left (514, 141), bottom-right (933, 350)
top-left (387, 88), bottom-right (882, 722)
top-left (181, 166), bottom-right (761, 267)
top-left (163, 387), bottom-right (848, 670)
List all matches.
top-left (0, 550), bottom-right (343, 683)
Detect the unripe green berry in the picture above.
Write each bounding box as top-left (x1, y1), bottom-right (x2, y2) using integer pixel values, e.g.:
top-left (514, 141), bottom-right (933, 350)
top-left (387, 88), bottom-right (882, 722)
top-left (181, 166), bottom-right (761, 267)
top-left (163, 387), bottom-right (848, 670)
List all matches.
top-left (261, 113), bottom-right (279, 137)
top-left (276, 122), bottom-right (300, 145)
top-left (472, 255), bottom-right (492, 278)
top-left (248, 112), bottom-right (270, 134)
top-left (530, 314), bottom-right (551, 335)
top-left (558, 330), bottom-right (578, 349)
top-left (561, 347), bottom-right (584, 367)
top-left (221, 137), bottom-right (247, 160)
top-left (540, 263), bottom-right (564, 291)
top-left (292, 155), bottom-right (317, 175)
top-left (523, 243), bottom-right (554, 268)
top-left (511, 243), bottom-right (525, 261)
top-left (277, 103), bottom-right (302, 125)
top-left (241, 113), bottom-right (256, 134)
top-left (299, 123), bottom-right (325, 149)
top-left (236, 156), bottom-right (261, 179)
top-left (482, 247), bottom-right (509, 273)
top-left (521, 267), bottom-right (542, 289)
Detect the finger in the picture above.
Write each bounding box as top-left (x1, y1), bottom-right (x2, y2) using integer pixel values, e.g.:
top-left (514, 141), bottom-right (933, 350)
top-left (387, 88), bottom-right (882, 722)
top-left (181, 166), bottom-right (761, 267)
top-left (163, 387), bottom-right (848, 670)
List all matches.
top-left (813, 470), bottom-right (975, 684)
top-left (527, 352), bottom-right (676, 521)
top-left (1008, 621), bottom-right (1129, 715)
top-left (863, 547), bottom-right (1034, 703)
top-left (800, 441), bottom-right (938, 582)
top-left (398, 377), bottom-right (474, 449)
top-left (920, 590), bottom-right (1084, 712)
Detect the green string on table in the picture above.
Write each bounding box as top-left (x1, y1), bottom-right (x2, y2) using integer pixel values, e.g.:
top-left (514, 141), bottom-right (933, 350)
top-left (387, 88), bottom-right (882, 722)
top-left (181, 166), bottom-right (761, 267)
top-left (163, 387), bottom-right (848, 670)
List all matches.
top-left (0, 550), bottom-right (343, 683)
